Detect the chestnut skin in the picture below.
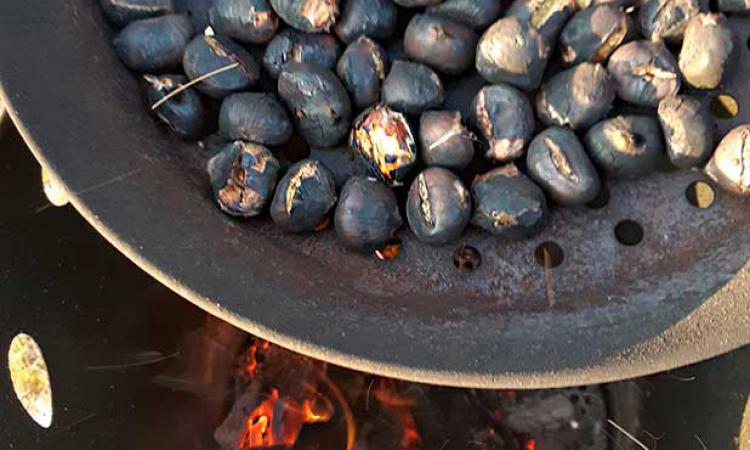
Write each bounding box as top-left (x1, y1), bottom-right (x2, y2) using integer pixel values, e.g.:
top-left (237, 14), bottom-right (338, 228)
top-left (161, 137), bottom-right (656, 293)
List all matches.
top-left (269, 0), bottom-right (339, 32)
top-left (183, 33), bottom-right (261, 99)
top-left (705, 125), bottom-right (750, 196)
top-left (336, 36), bottom-right (387, 110)
top-left (657, 95), bottom-right (714, 168)
top-left (218, 92), bottom-right (293, 146)
top-left (608, 40), bottom-right (681, 108)
top-left (407, 167), bottom-right (472, 245)
top-left (270, 159), bottom-right (338, 233)
top-left (404, 13), bottom-right (478, 75)
top-left (419, 110), bottom-right (474, 171)
top-left (114, 14), bottom-right (194, 72)
top-left (145, 74), bottom-right (204, 140)
top-left (263, 29), bottom-right (341, 79)
top-left (585, 115), bottom-right (665, 179)
top-left (382, 60), bottom-right (444, 116)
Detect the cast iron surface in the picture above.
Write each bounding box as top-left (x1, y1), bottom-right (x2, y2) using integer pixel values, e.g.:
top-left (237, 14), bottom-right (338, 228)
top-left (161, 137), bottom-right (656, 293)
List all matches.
top-left (1, 0), bottom-right (749, 388)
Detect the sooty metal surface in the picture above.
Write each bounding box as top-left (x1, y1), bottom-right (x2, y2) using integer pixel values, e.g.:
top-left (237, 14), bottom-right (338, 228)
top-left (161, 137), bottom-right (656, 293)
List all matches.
top-left (0, 1), bottom-right (749, 388)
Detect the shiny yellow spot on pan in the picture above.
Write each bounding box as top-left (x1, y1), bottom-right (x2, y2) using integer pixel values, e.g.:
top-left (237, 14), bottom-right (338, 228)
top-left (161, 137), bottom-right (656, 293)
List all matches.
top-left (8, 333), bottom-right (53, 428)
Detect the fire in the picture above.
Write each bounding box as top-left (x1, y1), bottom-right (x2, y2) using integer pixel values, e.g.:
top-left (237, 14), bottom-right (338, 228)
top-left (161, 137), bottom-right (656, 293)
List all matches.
top-left (526, 439), bottom-right (537, 450)
top-left (373, 380), bottom-right (422, 450)
top-left (243, 340), bottom-right (270, 377)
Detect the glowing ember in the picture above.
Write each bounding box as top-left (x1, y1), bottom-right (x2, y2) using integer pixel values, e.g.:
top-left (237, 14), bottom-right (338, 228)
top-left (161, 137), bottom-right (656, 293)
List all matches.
top-left (526, 438), bottom-right (537, 450)
top-left (373, 381), bottom-right (422, 450)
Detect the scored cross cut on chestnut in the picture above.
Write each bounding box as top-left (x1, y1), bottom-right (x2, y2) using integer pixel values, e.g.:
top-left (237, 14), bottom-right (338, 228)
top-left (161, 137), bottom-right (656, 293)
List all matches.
top-left (105, 0), bottom-right (750, 258)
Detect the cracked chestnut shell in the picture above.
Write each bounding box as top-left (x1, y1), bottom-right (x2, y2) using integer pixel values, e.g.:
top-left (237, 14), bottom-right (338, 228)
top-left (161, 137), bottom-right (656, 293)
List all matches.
top-left (657, 95), bottom-right (714, 168)
top-left (101, 0), bottom-right (174, 26)
top-left (278, 62), bottom-right (352, 148)
top-left (183, 32), bottom-right (261, 99)
top-left (334, 176), bottom-right (403, 253)
top-left (270, 159), bottom-right (337, 233)
top-left (351, 104), bottom-right (418, 186)
top-left (219, 92), bottom-right (293, 146)
top-left (475, 16), bottom-right (550, 91)
top-left (207, 141), bottom-right (280, 218)
top-left (427, 0), bottom-right (504, 30)
top-left (263, 29), bottom-right (341, 79)
top-left (420, 110), bottom-right (474, 171)
top-left (269, 0), bottom-right (339, 32)
top-left (607, 40), bottom-right (681, 108)
top-left (209, 0), bottom-right (279, 45)
top-left (336, 36), bottom-right (387, 110)
top-left (679, 13), bottom-right (735, 90)
top-left (559, 5), bottom-right (635, 66)
top-left (406, 167), bottom-right (472, 245)
top-left (527, 127), bottom-right (601, 205)
top-left (114, 14), bottom-right (194, 72)
top-left (506, 0), bottom-right (576, 44)
top-left (536, 62), bottom-right (615, 131)
top-left (335, 0), bottom-right (398, 43)
top-left (637, 0), bottom-right (699, 43)
top-left (470, 84), bottom-right (535, 163)
top-left (471, 164), bottom-right (548, 240)
top-left (404, 13), bottom-right (479, 75)
top-left (382, 60), bottom-right (444, 116)
top-left (584, 115), bottom-right (665, 179)
top-left (145, 74), bottom-right (204, 140)
top-left (705, 125), bottom-right (750, 196)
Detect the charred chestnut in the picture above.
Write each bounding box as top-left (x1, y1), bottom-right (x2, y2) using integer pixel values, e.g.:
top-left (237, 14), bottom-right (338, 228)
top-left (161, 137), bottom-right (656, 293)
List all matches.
top-left (309, 145), bottom-right (369, 188)
top-left (114, 15), bottom-right (194, 72)
top-left (471, 164), bottom-right (548, 240)
top-left (420, 110), bottom-right (474, 171)
top-left (506, 0), bottom-right (576, 44)
top-left (145, 74), bottom-right (204, 140)
top-left (263, 29), bottom-right (341, 79)
top-left (559, 5), bottom-right (635, 66)
top-left (475, 16), bottom-right (550, 91)
top-left (404, 14), bottom-right (478, 75)
top-left (209, 0), bottom-right (278, 45)
top-left (101, 0), bottom-right (173, 26)
top-left (705, 125), bottom-right (750, 196)
top-left (334, 176), bottom-right (402, 253)
top-left (336, 36), bottom-right (387, 110)
top-left (278, 62), bottom-right (352, 148)
top-left (657, 95), bottom-right (714, 168)
top-left (608, 40), bottom-right (681, 108)
top-left (183, 32), bottom-right (261, 99)
top-left (219, 92), bottom-right (293, 146)
top-left (394, 0), bottom-right (442, 6)
top-left (718, 0), bottom-right (750, 13)
top-left (175, 0), bottom-right (213, 29)
top-left (335, 0), bottom-right (398, 43)
top-left (536, 63), bottom-right (615, 131)
top-left (637, 0), bottom-right (699, 43)
top-left (470, 84), bottom-right (535, 163)
top-left (382, 60), bottom-right (444, 116)
top-left (585, 115), bottom-right (665, 179)
top-left (351, 104), bottom-right (418, 186)
top-left (406, 167), bottom-right (472, 245)
top-left (207, 141), bottom-right (280, 217)
top-left (270, 159), bottom-right (337, 232)
top-left (679, 13), bottom-right (735, 90)
top-left (527, 127), bottom-right (601, 205)
top-left (427, 0), bottom-right (504, 30)
top-left (269, 0), bottom-right (339, 32)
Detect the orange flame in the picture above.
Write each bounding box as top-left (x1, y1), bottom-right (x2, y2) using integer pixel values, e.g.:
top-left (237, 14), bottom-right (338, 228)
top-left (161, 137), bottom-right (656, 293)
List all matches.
top-left (526, 439), bottom-right (537, 450)
top-left (373, 381), bottom-right (422, 450)
top-left (243, 340), bottom-right (270, 377)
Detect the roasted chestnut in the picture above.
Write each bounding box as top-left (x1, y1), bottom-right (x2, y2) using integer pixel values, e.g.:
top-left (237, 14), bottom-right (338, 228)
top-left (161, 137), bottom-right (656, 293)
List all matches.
top-left (351, 104), bottom-right (418, 186)
top-left (207, 141), bottom-right (280, 217)
top-left (270, 159), bottom-right (337, 232)
top-left (218, 92), bottom-right (293, 146)
top-left (101, 0), bottom-right (173, 26)
top-left (336, 36), bottom-right (387, 110)
top-left (658, 95), bottom-right (714, 168)
top-left (335, 0), bottom-right (398, 43)
top-left (607, 40), bottom-right (681, 108)
top-left (471, 164), bottom-right (548, 240)
top-left (394, 0), bottom-right (442, 6)
top-left (175, 0), bottom-right (212, 29)
top-left (334, 176), bottom-right (403, 253)
top-left (637, 0), bottom-right (699, 43)
top-left (406, 167), bottom-right (472, 245)
top-left (718, 0), bottom-right (750, 13)
top-left (679, 13), bottom-right (735, 90)
top-left (470, 84), bottom-right (535, 163)
top-left (536, 62), bottom-right (615, 131)
top-left (506, 0), bottom-right (576, 44)
top-left (404, 14), bottom-right (478, 75)
top-left (559, 5), bottom-right (635, 66)
top-left (585, 115), bottom-right (665, 179)
top-left (705, 125), bottom-right (750, 196)
top-left (114, 14), bottom-right (194, 72)
top-left (382, 60), bottom-right (444, 115)
top-left (269, 0), bottom-right (339, 32)
top-left (420, 110), bottom-right (474, 171)
top-left (527, 127), bottom-right (601, 205)
top-left (309, 145), bottom-right (369, 188)
top-left (263, 29), bottom-right (341, 79)
top-left (278, 62), bottom-right (352, 147)
top-left (427, 0), bottom-right (504, 30)
top-left (145, 74), bottom-right (204, 140)
top-left (209, 0), bottom-right (279, 45)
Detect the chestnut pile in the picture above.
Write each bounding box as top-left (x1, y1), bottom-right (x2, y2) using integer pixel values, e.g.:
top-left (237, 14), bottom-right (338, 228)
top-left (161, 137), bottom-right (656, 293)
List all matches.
top-left (104, 0), bottom-right (750, 255)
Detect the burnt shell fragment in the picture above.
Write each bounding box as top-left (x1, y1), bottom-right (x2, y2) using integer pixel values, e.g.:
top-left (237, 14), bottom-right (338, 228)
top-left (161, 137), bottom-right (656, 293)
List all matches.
top-left (608, 40), bottom-right (681, 108)
top-left (679, 13), bottom-right (735, 90)
top-left (471, 164), bottom-right (547, 240)
top-left (219, 92), bottom-right (293, 146)
top-left (420, 110), bottom-right (474, 171)
top-left (334, 0), bottom-right (398, 43)
top-left (470, 84), bottom-right (535, 163)
top-left (209, 0), bottom-right (279, 45)
top-left (278, 62), bottom-right (352, 148)
top-left (527, 127), bottom-right (601, 205)
top-left (637, 0), bottom-right (699, 43)
top-left (475, 16), bottom-right (550, 91)
top-left (334, 176), bottom-right (403, 253)
top-left (705, 125), bottom-right (750, 196)
top-left (536, 62), bottom-right (615, 131)
top-left (506, 0), bottom-right (576, 44)
top-left (114, 14), bottom-right (194, 72)
top-left (406, 167), bottom-right (472, 245)
top-left (207, 141), bottom-right (280, 217)
top-left (718, 0), bottom-right (750, 13)
top-left (351, 104), bottom-right (418, 186)
top-left (404, 14), bottom-right (479, 75)
top-left (263, 29), bottom-right (341, 79)
top-left (309, 145), bottom-right (369, 189)
top-left (559, 5), bottom-right (634, 66)
top-left (585, 115), bottom-right (665, 179)
top-left (101, 0), bottom-right (174, 26)
top-left (269, 0), bottom-right (339, 32)
top-left (382, 60), bottom-right (444, 116)
top-left (270, 159), bottom-right (337, 232)
top-left (145, 74), bottom-right (204, 140)
top-left (183, 33), bottom-right (261, 99)
top-left (427, 0), bottom-right (504, 30)
top-left (657, 95), bottom-right (714, 168)
top-left (336, 36), bottom-right (387, 110)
